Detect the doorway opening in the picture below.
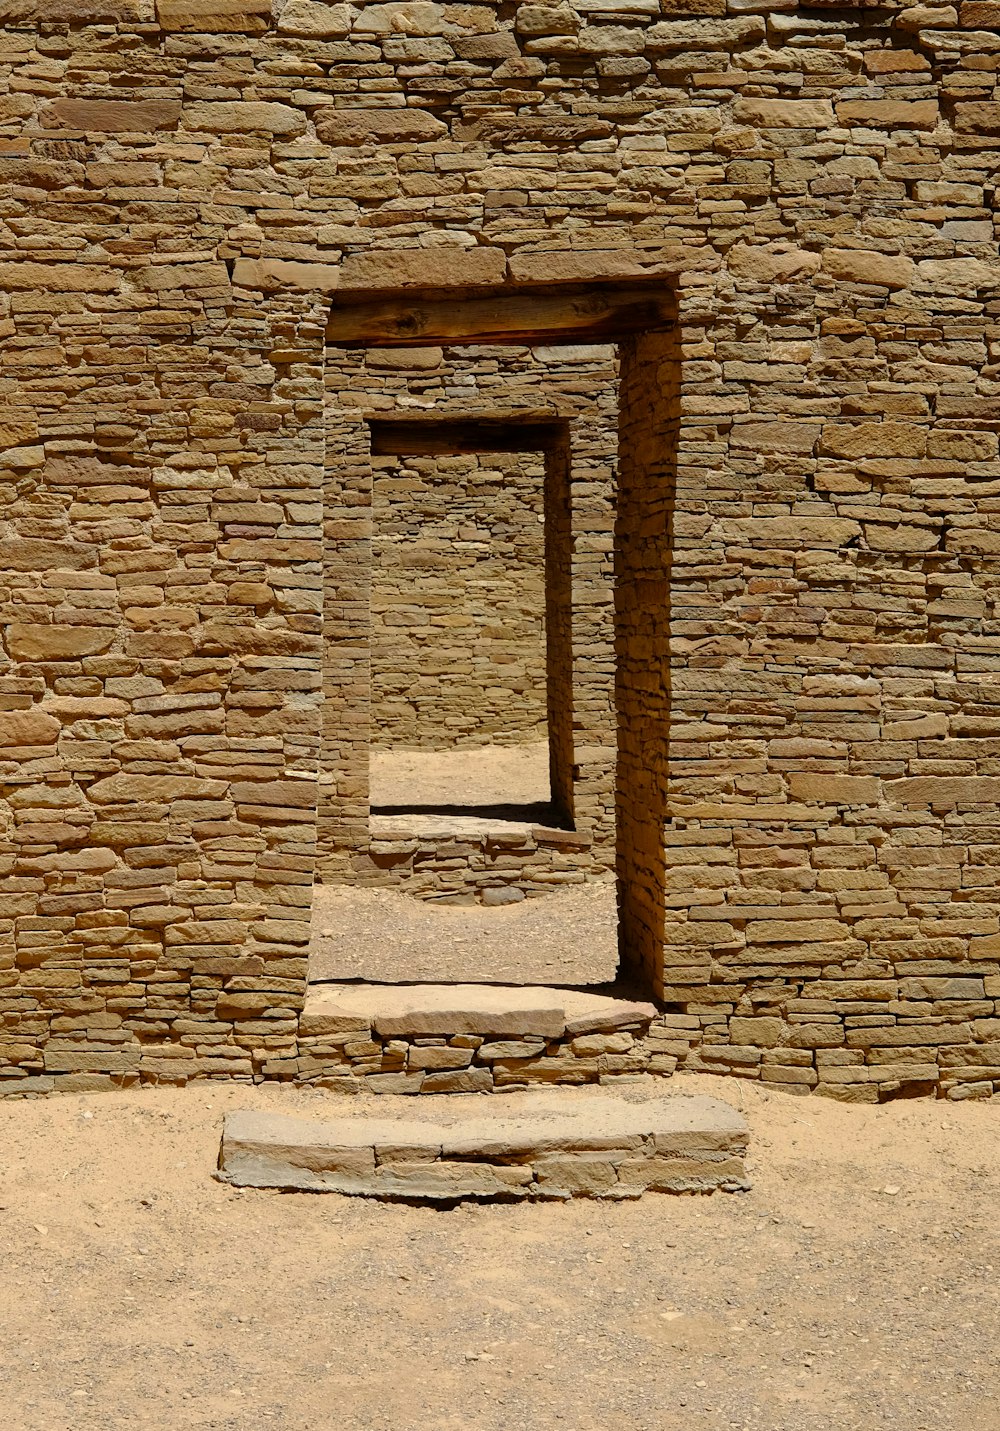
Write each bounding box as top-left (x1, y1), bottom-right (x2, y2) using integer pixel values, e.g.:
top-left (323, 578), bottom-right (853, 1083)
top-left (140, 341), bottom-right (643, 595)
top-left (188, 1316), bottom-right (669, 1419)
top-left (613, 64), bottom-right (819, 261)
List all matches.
top-left (367, 414), bottom-right (574, 841)
top-left (314, 283), bottom-right (677, 999)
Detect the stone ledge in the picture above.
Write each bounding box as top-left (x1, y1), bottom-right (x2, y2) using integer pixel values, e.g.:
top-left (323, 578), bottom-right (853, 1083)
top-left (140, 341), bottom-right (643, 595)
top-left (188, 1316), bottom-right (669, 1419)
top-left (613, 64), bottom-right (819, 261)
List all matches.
top-left (297, 984), bottom-right (660, 1092)
top-left (301, 983), bottom-right (656, 1039)
top-left (217, 1093), bottom-right (750, 1200)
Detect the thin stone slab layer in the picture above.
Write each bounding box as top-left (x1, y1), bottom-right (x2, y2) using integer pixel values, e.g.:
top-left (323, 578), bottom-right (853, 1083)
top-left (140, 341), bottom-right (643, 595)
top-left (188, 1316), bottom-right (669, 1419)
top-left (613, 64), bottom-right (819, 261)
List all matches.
top-left (217, 1094), bottom-right (750, 1201)
top-left (301, 983), bottom-right (657, 1039)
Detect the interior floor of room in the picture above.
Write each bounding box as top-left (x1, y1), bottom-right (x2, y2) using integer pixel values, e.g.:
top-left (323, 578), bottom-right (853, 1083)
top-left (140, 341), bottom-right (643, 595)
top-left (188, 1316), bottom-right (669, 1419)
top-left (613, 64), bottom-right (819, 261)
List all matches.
top-left (309, 880), bottom-right (618, 985)
top-left (368, 742), bottom-right (553, 836)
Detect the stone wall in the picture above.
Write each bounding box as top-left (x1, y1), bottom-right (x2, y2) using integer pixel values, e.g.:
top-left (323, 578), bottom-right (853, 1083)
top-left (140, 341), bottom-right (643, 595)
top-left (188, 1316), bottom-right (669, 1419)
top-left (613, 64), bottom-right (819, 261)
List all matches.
top-left (371, 447), bottom-right (548, 750)
top-left (0, 0), bottom-right (1000, 1095)
top-left (362, 823), bottom-right (603, 902)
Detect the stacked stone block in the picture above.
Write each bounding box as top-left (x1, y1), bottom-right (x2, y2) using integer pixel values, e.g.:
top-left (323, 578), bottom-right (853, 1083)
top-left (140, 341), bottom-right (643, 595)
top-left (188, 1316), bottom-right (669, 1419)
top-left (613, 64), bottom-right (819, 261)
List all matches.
top-left (363, 823), bottom-right (599, 903)
top-left (218, 1096), bottom-right (751, 1199)
top-left (296, 984), bottom-right (659, 1092)
top-left (370, 448), bottom-right (549, 749)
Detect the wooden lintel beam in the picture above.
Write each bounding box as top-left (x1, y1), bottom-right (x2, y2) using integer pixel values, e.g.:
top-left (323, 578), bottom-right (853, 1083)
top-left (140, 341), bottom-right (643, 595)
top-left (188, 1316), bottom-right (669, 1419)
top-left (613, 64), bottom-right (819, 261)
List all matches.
top-left (369, 416), bottom-right (566, 456)
top-left (327, 285), bottom-right (674, 348)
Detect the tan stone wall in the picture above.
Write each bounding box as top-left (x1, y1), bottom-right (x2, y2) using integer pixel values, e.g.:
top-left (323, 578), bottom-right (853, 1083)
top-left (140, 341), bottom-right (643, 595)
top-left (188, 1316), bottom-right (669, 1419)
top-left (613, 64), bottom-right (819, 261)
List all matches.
top-left (0, 0), bottom-right (999, 1094)
top-left (370, 448), bottom-right (548, 749)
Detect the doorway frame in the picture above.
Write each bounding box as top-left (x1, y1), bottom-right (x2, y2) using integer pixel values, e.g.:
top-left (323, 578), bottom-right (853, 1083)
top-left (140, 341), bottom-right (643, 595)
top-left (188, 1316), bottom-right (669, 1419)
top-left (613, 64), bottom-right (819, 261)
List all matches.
top-left (367, 413), bottom-right (575, 831)
top-left (320, 279), bottom-right (678, 996)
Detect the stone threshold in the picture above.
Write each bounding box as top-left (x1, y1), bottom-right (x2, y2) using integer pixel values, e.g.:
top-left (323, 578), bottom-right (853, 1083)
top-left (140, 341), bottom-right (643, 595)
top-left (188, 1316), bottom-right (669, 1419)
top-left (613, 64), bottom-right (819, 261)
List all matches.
top-left (297, 983), bottom-right (659, 1093)
top-left (217, 1092), bottom-right (750, 1200)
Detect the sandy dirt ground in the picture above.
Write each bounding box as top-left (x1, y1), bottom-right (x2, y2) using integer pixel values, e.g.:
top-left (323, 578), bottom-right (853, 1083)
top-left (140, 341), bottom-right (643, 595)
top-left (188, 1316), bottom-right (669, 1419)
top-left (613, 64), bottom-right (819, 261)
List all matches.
top-left (309, 881), bottom-right (618, 984)
top-left (2, 1074), bottom-right (999, 1431)
top-left (369, 743), bottom-right (552, 835)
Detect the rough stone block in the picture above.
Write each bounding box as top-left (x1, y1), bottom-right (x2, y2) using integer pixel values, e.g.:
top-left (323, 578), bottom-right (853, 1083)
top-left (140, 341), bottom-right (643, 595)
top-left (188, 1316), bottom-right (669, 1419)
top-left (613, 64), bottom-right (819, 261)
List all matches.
top-left (156, 0), bottom-right (271, 29)
top-left (316, 106), bottom-right (446, 144)
top-left (733, 98), bottom-right (835, 128)
top-left (476, 1039), bottom-right (548, 1061)
top-left (277, 0), bottom-right (349, 31)
top-left (304, 985), bottom-right (567, 1039)
top-left (422, 1067), bottom-right (493, 1093)
top-left (0, 711), bottom-right (61, 747)
top-left (6, 625), bottom-right (114, 660)
top-left (821, 249), bottom-right (914, 290)
top-left (727, 244), bottom-right (820, 283)
top-left (407, 1045), bottom-right (473, 1070)
top-left (0, 264), bottom-right (119, 293)
top-left (338, 247), bottom-right (507, 292)
top-left (218, 1094), bottom-right (750, 1199)
top-left (183, 102), bottom-right (306, 135)
top-left (232, 259), bottom-right (341, 293)
top-left (836, 100), bottom-right (939, 127)
top-left (787, 775), bottom-right (880, 805)
top-left (40, 100), bottom-right (181, 131)
top-left (0, 0), bottom-right (146, 14)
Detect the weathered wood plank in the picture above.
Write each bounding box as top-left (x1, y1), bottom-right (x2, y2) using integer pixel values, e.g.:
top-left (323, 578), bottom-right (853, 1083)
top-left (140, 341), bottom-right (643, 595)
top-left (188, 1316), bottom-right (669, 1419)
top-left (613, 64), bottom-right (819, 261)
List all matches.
top-left (327, 284), bottom-right (674, 347)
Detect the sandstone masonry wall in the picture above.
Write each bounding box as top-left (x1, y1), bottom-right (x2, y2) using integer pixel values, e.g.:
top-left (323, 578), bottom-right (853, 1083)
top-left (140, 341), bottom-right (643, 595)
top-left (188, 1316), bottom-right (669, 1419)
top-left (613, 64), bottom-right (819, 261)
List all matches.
top-left (370, 448), bottom-right (549, 750)
top-left (1, 0), bottom-right (1000, 1097)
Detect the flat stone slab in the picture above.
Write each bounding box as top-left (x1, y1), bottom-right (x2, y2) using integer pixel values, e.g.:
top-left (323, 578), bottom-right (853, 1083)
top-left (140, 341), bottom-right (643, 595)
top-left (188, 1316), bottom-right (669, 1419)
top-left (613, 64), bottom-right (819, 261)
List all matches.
top-left (217, 1094), bottom-right (750, 1201)
top-left (301, 983), bottom-right (657, 1040)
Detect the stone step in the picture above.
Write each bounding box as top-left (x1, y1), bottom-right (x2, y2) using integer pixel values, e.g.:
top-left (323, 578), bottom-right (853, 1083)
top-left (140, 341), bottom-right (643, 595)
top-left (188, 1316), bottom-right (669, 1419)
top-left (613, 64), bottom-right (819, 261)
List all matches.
top-left (217, 1092), bottom-right (750, 1201)
top-left (302, 982), bottom-right (657, 1040)
top-left (298, 983), bottom-right (660, 1092)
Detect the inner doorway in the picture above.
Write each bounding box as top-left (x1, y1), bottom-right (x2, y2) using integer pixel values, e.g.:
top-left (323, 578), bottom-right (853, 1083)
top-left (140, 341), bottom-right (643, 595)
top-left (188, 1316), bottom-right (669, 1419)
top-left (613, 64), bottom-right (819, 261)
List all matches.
top-left (313, 283), bottom-right (677, 1000)
top-left (367, 414), bottom-right (573, 841)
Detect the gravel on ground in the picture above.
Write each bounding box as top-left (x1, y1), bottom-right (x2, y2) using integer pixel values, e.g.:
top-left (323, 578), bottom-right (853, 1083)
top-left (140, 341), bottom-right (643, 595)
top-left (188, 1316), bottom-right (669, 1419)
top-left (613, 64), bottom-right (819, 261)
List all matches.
top-left (1, 1075), bottom-right (998, 1431)
top-left (310, 881), bottom-right (619, 985)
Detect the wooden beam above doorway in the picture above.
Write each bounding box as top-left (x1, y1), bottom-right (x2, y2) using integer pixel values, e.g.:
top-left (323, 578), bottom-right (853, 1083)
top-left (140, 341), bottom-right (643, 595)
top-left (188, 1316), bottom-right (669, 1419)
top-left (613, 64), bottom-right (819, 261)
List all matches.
top-left (327, 284), bottom-right (674, 348)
